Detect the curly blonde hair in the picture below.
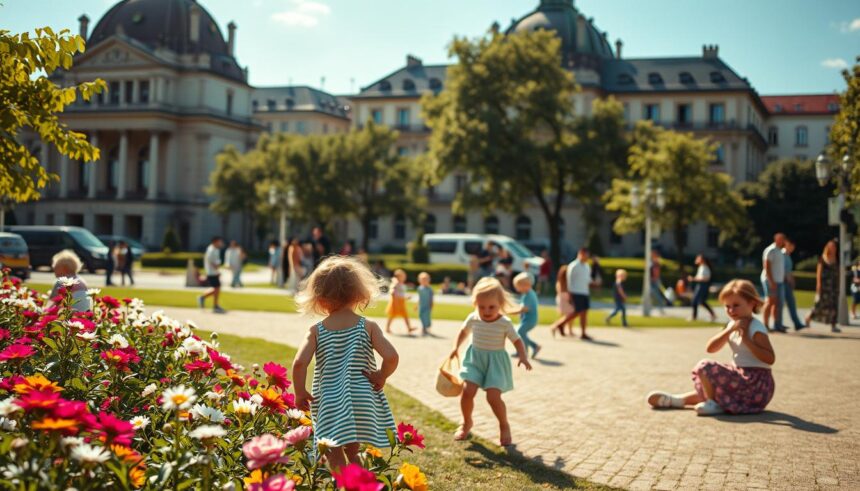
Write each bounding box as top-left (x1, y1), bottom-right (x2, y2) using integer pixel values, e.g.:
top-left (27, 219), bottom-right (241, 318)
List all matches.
top-left (295, 255), bottom-right (382, 315)
top-left (52, 249), bottom-right (83, 274)
top-left (718, 279), bottom-right (763, 314)
top-left (471, 277), bottom-right (518, 314)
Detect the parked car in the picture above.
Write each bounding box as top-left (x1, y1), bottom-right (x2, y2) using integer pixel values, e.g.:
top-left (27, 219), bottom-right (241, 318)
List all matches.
top-left (7, 226), bottom-right (110, 273)
top-left (96, 235), bottom-right (147, 259)
top-left (422, 233), bottom-right (544, 274)
top-left (0, 232), bottom-right (31, 279)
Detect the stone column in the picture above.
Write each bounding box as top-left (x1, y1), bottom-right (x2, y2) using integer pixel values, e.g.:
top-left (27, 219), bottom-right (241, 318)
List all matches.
top-left (147, 132), bottom-right (159, 200)
top-left (88, 133), bottom-right (99, 198)
top-left (118, 81), bottom-right (126, 108)
top-left (132, 80), bottom-right (140, 105)
top-left (117, 131), bottom-right (128, 199)
top-left (59, 154), bottom-right (69, 198)
top-left (150, 77), bottom-right (157, 106)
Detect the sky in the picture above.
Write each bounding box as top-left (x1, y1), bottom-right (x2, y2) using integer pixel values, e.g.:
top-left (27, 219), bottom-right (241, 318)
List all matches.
top-left (1, 0), bottom-right (858, 96)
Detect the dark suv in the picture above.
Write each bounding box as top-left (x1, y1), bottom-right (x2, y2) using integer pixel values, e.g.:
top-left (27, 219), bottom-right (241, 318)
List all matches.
top-left (7, 226), bottom-right (110, 273)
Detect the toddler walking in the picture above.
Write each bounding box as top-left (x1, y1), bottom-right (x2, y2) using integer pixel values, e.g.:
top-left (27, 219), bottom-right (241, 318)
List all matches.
top-left (386, 269), bottom-right (416, 335)
top-left (646, 279), bottom-right (775, 416)
top-left (450, 277), bottom-right (532, 446)
top-left (292, 256), bottom-right (399, 469)
top-left (605, 269), bottom-right (628, 327)
top-left (416, 272), bottom-right (434, 336)
top-left (512, 272), bottom-right (541, 358)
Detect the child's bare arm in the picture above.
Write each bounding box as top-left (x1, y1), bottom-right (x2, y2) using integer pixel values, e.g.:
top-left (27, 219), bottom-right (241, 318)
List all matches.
top-left (705, 322), bottom-right (736, 353)
top-left (512, 339), bottom-right (532, 370)
top-left (449, 326), bottom-right (469, 359)
top-left (364, 321), bottom-right (399, 391)
top-left (291, 325), bottom-right (317, 410)
top-left (743, 330), bottom-right (776, 365)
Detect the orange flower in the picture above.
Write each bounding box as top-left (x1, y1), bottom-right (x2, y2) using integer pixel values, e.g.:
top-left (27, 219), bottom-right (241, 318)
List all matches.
top-left (399, 463), bottom-right (428, 491)
top-left (129, 466), bottom-right (146, 489)
top-left (31, 417), bottom-right (79, 435)
top-left (244, 469), bottom-right (266, 487)
top-left (226, 369), bottom-right (245, 387)
top-left (14, 374), bottom-right (62, 394)
top-left (111, 444), bottom-right (146, 489)
top-left (300, 417), bottom-right (313, 427)
top-left (256, 388), bottom-right (287, 413)
top-left (365, 445), bottom-right (383, 458)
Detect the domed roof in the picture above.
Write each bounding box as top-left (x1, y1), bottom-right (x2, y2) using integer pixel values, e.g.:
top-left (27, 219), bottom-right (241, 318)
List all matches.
top-left (89, 0), bottom-right (244, 82)
top-left (507, 0), bottom-right (615, 65)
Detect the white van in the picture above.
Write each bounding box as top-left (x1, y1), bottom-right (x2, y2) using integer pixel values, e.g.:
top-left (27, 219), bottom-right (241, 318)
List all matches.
top-left (422, 233), bottom-right (544, 273)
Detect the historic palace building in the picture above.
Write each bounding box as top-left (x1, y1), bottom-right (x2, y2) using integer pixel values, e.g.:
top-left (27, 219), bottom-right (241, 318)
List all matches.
top-left (15, 0), bottom-right (839, 255)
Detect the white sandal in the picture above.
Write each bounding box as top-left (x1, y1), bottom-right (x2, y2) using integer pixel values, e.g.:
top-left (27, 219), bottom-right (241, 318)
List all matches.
top-left (647, 391), bottom-right (683, 409)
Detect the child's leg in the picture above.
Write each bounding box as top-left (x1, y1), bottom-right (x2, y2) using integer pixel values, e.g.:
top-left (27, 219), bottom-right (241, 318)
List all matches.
top-left (343, 442), bottom-right (361, 465)
top-left (695, 367), bottom-right (716, 400)
top-left (456, 382), bottom-right (479, 439)
top-left (325, 445), bottom-right (348, 471)
top-left (402, 314), bottom-right (415, 332)
top-left (385, 315), bottom-right (394, 333)
top-left (485, 389), bottom-right (511, 445)
top-left (620, 304), bottom-right (628, 326)
top-left (517, 324), bottom-right (537, 352)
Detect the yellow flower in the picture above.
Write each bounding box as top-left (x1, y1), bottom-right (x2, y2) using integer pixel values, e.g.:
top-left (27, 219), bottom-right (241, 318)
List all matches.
top-left (300, 417), bottom-right (313, 427)
top-left (399, 463), bottom-right (428, 491)
top-left (129, 466), bottom-right (146, 488)
top-left (365, 445), bottom-right (383, 458)
top-left (14, 374), bottom-right (62, 394)
top-left (244, 469), bottom-right (266, 487)
top-left (31, 417), bottom-right (78, 433)
top-left (290, 474), bottom-right (303, 486)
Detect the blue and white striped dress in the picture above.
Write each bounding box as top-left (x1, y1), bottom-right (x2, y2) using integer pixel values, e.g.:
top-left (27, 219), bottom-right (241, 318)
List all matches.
top-left (311, 317), bottom-right (396, 447)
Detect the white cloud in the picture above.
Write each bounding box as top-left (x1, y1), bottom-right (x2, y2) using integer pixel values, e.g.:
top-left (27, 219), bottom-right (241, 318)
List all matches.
top-left (821, 58), bottom-right (848, 69)
top-left (835, 18), bottom-right (860, 33)
top-left (851, 18), bottom-right (860, 31)
top-left (272, 0), bottom-right (330, 28)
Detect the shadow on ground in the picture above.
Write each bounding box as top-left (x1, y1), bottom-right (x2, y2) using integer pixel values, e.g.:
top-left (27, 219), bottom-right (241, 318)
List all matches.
top-left (465, 441), bottom-right (586, 489)
top-left (715, 410), bottom-right (838, 434)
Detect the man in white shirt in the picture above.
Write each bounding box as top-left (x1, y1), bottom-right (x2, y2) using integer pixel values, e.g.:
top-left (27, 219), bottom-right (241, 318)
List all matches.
top-left (198, 236), bottom-right (226, 314)
top-left (760, 233), bottom-right (787, 332)
top-left (552, 247), bottom-right (596, 340)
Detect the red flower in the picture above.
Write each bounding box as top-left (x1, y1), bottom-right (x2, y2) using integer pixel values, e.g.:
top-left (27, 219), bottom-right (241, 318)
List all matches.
top-left (0, 328), bottom-right (9, 341)
top-left (397, 423), bottom-right (425, 449)
top-left (13, 336), bottom-right (35, 345)
top-left (15, 390), bottom-right (62, 412)
top-left (207, 348), bottom-right (233, 371)
top-left (263, 362), bottom-right (291, 390)
top-left (0, 375), bottom-right (25, 391)
top-left (100, 296), bottom-right (120, 308)
top-left (92, 411), bottom-right (134, 446)
top-left (0, 344), bottom-right (36, 361)
top-left (332, 464), bottom-right (383, 491)
top-left (53, 399), bottom-right (95, 427)
top-left (100, 348), bottom-right (140, 371)
top-left (184, 360), bottom-right (213, 375)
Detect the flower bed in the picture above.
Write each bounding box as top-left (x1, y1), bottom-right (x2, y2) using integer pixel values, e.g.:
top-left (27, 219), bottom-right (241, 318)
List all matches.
top-left (0, 272), bottom-right (427, 490)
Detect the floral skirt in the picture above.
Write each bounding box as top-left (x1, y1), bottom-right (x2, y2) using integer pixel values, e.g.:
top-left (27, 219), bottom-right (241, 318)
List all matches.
top-left (691, 360), bottom-right (774, 414)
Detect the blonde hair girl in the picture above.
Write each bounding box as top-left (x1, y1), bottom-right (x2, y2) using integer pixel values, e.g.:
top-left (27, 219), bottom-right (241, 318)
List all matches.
top-left (292, 256), bottom-right (399, 470)
top-left (385, 268), bottom-right (416, 335)
top-left (449, 277), bottom-right (532, 446)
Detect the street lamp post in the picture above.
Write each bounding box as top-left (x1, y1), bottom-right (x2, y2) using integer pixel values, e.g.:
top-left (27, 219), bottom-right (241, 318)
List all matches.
top-left (630, 181), bottom-right (666, 317)
top-left (816, 152), bottom-right (852, 326)
top-left (269, 186), bottom-right (296, 289)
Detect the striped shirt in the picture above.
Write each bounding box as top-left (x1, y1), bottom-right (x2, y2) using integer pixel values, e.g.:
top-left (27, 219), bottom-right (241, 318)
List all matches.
top-left (462, 312), bottom-right (520, 351)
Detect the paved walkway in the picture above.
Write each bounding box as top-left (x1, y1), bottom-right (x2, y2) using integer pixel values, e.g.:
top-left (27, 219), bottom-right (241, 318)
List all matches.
top-left (155, 306), bottom-right (859, 490)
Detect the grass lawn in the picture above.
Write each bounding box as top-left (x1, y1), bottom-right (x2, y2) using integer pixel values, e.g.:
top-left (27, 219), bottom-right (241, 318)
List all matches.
top-left (29, 283), bottom-right (716, 328)
top-left (207, 330), bottom-right (608, 490)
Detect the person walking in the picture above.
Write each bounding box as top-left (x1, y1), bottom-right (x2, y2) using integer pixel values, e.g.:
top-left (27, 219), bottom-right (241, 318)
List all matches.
top-left (554, 265), bottom-right (574, 336)
top-left (267, 241), bottom-right (280, 285)
top-left (476, 242), bottom-right (496, 280)
top-left (688, 255), bottom-right (716, 322)
top-left (761, 233), bottom-right (787, 332)
top-left (225, 240), bottom-right (245, 288)
top-left (782, 238), bottom-right (806, 330)
top-left (198, 236), bottom-right (226, 314)
top-left (104, 240), bottom-right (115, 286)
top-left (649, 249), bottom-right (669, 313)
top-left (550, 248), bottom-right (596, 340)
top-left (606, 269), bottom-right (629, 327)
top-left (805, 239), bottom-right (840, 333)
top-left (120, 241), bottom-right (135, 286)
top-left (310, 226), bottom-right (331, 269)
top-left (537, 250), bottom-right (552, 295)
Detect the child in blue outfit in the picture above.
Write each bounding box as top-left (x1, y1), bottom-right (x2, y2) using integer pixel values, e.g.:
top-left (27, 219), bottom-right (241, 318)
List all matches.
top-left (416, 272), bottom-right (434, 335)
top-left (512, 272), bottom-right (541, 359)
top-left (606, 269), bottom-right (629, 327)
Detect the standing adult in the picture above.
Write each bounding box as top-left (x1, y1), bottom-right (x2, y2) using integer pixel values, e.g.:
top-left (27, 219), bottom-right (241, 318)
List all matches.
top-left (267, 241), bottom-right (280, 285)
top-left (476, 241), bottom-right (495, 280)
top-left (760, 233), bottom-right (787, 332)
top-left (286, 238), bottom-right (304, 292)
top-left (537, 250), bottom-right (552, 295)
top-left (198, 236), bottom-right (226, 314)
top-left (550, 248), bottom-right (595, 340)
top-left (688, 254), bottom-right (716, 322)
top-left (104, 240), bottom-right (115, 286)
top-left (310, 227), bottom-right (331, 269)
top-left (495, 248), bottom-right (514, 290)
top-left (590, 255), bottom-right (604, 288)
top-left (225, 240), bottom-right (245, 288)
top-left (120, 241), bottom-right (135, 286)
top-left (782, 238), bottom-right (807, 331)
top-left (805, 240), bottom-right (840, 333)
top-left (649, 249), bottom-right (669, 313)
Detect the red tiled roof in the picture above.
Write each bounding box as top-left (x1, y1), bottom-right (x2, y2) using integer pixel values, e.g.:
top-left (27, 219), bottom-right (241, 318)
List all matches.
top-left (761, 94), bottom-right (840, 115)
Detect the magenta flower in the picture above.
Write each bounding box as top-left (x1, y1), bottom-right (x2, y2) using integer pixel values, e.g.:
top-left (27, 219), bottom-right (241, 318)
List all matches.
top-left (207, 348), bottom-right (233, 371)
top-left (263, 362), bottom-right (291, 390)
top-left (92, 411), bottom-right (134, 446)
top-left (183, 360), bottom-right (214, 375)
top-left (397, 422), bottom-right (425, 449)
top-left (242, 434), bottom-right (290, 470)
top-left (284, 425), bottom-right (312, 446)
top-left (332, 464), bottom-right (383, 491)
top-left (0, 344), bottom-right (36, 362)
top-left (248, 474), bottom-right (296, 491)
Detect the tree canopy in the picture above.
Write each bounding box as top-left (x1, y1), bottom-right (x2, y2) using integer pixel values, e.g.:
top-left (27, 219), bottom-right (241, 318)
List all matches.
top-left (0, 27), bottom-right (105, 203)
top-left (832, 57), bottom-right (860, 200)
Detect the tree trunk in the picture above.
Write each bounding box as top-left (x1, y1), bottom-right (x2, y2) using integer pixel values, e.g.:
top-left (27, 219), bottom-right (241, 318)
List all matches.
top-left (674, 225), bottom-right (686, 275)
top-left (547, 214), bottom-right (562, 274)
top-left (360, 212), bottom-right (372, 252)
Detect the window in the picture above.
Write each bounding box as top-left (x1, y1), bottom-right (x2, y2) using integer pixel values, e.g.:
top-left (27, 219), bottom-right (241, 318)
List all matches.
top-left (827, 102), bottom-right (838, 112)
top-left (794, 103), bottom-right (804, 112)
top-left (137, 147), bottom-right (149, 192)
top-left (774, 103), bottom-right (783, 113)
top-left (617, 73), bottom-right (634, 85)
top-left (676, 104), bottom-right (691, 125)
top-left (429, 78), bottom-right (443, 91)
top-left (402, 79), bottom-right (415, 91)
top-left (226, 91), bottom-right (233, 116)
top-left (379, 80), bottom-right (391, 91)
top-left (707, 226), bottom-right (720, 248)
top-left (795, 154), bottom-right (807, 161)
top-left (252, 100), bottom-right (259, 110)
top-left (714, 144), bottom-right (725, 164)
top-left (124, 81), bottom-right (134, 104)
top-left (139, 80), bottom-right (149, 103)
top-left (267, 99), bottom-right (276, 111)
top-left (77, 162), bottom-right (89, 193)
top-left (464, 241), bottom-right (483, 255)
top-left (647, 72), bottom-right (663, 84)
top-left (679, 72), bottom-right (694, 84)
top-left (397, 108), bottom-right (410, 127)
top-left (622, 103), bottom-right (630, 121)
top-left (515, 216), bottom-right (531, 241)
top-left (767, 126), bottom-right (778, 146)
top-left (107, 148), bottom-right (119, 192)
top-left (484, 215), bottom-right (499, 234)
top-left (709, 103), bottom-right (725, 125)
top-left (285, 98), bottom-right (294, 109)
top-left (296, 121), bottom-right (307, 134)
top-left (371, 109), bottom-right (382, 124)
top-left (394, 215), bottom-right (406, 240)
top-left (453, 215), bottom-right (467, 233)
top-left (710, 71), bottom-right (726, 83)
top-left (454, 174), bottom-right (467, 193)
top-left (369, 218), bottom-right (378, 240)
top-left (643, 104), bottom-right (660, 122)
top-left (397, 146), bottom-right (408, 156)
top-left (427, 240), bottom-right (456, 253)
top-left (280, 121), bottom-right (289, 132)
top-left (109, 81), bottom-right (120, 105)
top-left (795, 126), bottom-right (808, 147)
top-left (423, 214), bottom-right (436, 234)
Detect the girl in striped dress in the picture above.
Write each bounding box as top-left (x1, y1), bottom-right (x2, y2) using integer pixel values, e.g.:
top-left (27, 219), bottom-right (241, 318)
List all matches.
top-left (449, 277), bottom-right (532, 446)
top-left (292, 256), bottom-right (399, 470)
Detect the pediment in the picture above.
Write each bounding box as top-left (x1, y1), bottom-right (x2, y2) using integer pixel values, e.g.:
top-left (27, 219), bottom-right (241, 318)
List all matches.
top-left (75, 37), bottom-right (163, 69)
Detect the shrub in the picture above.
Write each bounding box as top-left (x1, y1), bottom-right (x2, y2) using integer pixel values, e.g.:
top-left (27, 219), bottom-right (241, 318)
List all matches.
top-left (0, 273), bottom-right (427, 489)
top-left (141, 252), bottom-right (203, 269)
top-left (161, 225), bottom-right (182, 254)
top-left (406, 240), bottom-right (429, 265)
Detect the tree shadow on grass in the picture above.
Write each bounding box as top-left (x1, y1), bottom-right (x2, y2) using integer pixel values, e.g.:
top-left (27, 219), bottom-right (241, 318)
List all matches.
top-left (714, 410), bottom-right (838, 434)
top-left (463, 441), bottom-right (585, 488)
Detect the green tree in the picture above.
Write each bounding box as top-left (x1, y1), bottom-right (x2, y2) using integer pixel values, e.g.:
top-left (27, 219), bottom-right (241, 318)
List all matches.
top-left (422, 29), bottom-right (627, 268)
top-left (738, 159), bottom-right (834, 260)
top-left (207, 145), bottom-right (265, 246)
top-left (833, 56), bottom-right (860, 199)
top-left (605, 122), bottom-right (748, 264)
top-left (1, 28), bottom-right (105, 203)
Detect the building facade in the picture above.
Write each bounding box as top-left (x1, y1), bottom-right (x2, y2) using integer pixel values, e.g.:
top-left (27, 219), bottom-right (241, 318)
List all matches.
top-left (761, 94), bottom-right (841, 163)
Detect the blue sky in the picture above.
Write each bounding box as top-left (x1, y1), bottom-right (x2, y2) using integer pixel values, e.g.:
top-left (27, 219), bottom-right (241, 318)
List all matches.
top-left (2, 0), bottom-right (858, 95)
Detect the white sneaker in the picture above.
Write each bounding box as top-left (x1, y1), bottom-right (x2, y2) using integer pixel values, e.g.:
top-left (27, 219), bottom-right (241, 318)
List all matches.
top-left (694, 399), bottom-right (724, 416)
top-left (646, 391), bottom-right (683, 409)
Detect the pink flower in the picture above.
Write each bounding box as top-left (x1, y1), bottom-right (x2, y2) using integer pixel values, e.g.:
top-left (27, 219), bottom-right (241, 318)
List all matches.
top-left (0, 328), bottom-right (10, 341)
top-left (92, 411), bottom-right (134, 446)
top-left (15, 390), bottom-right (61, 412)
top-left (284, 426), bottom-right (312, 446)
top-left (100, 348), bottom-right (140, 371)
top-left (0, 344), bottom-right (36, 362)
top-left (183, 360), bottom-right (213, 375)
top-left (242, 434), bottom-right (290, 470)
top-left (332, 464), bottom-right (383, 491)
top-left (207, 348), bottom-right (233, 371)
top-left (397, 422), bottom-right (425, 449)
top-left (263, 362), bottom-right (291, 390)
top-left (248, 474), bottom-right (296, 491)
top-left (100, 296), bottom-right (120, 309)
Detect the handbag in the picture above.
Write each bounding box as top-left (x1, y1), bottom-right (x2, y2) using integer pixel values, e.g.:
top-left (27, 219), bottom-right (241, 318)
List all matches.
top-left (435, 355), bottom-right (464, 397)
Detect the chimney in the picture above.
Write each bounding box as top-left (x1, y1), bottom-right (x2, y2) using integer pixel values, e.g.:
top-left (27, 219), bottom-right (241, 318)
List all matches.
top-left (189, 3), bottom-right (201, 43)
top-left (703, 44), bottom-right (719, 59)
top-left (615, 38), bottom-right (623, 58)
top-left (78, 14), bottom-right (90, 40)
top-left (227, 21), bottom-right (237, 57)
top-left (406, 54), bottom-right (423, 67)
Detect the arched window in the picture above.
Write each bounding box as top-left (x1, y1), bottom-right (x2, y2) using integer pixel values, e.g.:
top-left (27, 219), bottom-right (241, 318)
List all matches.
top-left (137, 146), bottom-right (149, 193)
top-left (423, 214), bottom-right (436, 234)
top-left (617, 73), bottom-right (634, 85)
top-left (710, 71), bottom-right (726, 83)
top-left (515, 215), bottom-right (531, 241)
top-left (402, 79), bottom-right (415, 91)
top-left (483, 215), bottom-right (499, 234)
top-left (394, 214), bottom-right (406, 240)
top-left (647, 72), bottom-right (663, 84)
top-left (453, 215), bottom-right (467, 233)
top-left (107, 148), bottom-right (119, 192)
top-left (679, 72), bottom-right (695, 84)
top-left (379, 80), bottom-right (391, 91)
top-left (429, 78), bottom-right (443, 91)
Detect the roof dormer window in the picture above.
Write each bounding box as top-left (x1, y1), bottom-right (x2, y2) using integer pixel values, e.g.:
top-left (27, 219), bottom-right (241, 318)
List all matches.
top-left (648, 72), bottom-right (663, 84)
top-left (266, 99), bottom-right (276, 111)
top-left (794, 103), bottom-right (804, 111)
top-left (285, 98), bottom-right (294, 109)
top-left (617, 73), bottom-right (634, 85)
top-left (710, 71), bottom-right (726, 83)
top-left (403, 79), bottom-right (415, 91)
top-left (429, 78), bottom-right (443, 90)
top-left (379, 80), bottom-right (391, 91)
top-left (679, 72), bottom-right (694, 84)
top-left (774, 104), bottom-right (783, 112)
top-left (827, 102), bottom-right (838, 112)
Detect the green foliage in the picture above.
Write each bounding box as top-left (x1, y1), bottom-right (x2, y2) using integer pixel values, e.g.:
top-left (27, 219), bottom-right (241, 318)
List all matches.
top-left (207, 145), bottom-right (266, 220)
top-left (833, 57), bottom-right (860, 200)
top-left (605, 122), bottom-right (749, 260)
top-left (161, 225), bottom-right (182, 253)
top-left (141, 252), bottom-right (203, 269)
top-left (421, 28), bottom-right (627, 269)
top-left (0, 27), bottom-right (105, 203)
top-left (407, 239), bottom-right (430, 264)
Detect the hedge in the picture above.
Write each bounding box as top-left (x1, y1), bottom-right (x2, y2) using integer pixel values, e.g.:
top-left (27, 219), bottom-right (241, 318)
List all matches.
top-left (140, 252), bottom-right (203, 269)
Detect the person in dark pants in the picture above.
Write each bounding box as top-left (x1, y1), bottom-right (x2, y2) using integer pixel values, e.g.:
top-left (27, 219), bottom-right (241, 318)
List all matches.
top-left (310, 227), bottom-right (331, 269)
top-left (688, 254), bottom-right (716, 321)
top-left (119, 241), bottom-right (135, 286)
top-left (105, 240), bottom-right (115, 286)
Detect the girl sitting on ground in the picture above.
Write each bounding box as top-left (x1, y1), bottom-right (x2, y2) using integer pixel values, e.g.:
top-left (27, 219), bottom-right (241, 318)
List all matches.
top-left (646, 279), bottom-right (775, 416)
top-left (449, 277), bottom-right (532, 446)
top-left (292, 256), bottom-right (399, 470)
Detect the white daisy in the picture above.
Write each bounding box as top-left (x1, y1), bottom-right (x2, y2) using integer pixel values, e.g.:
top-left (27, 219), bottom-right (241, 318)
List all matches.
top-left (172, 347), bottom-right (187, 360)
top-left (161, 385), bottom-right (197, 411)
top-left (71, 443), bottom-right (110, 464)
top-left (185, 320), bottom-right (198, 330)
top-left (204, 390), bottom-right (224, 402)
top-left (58, 277), bottom-right (80, 287)
top-left (66, 320), bottom-right (85, 331)
top-left (86, 288), bottom-right (101, 296)
top-left (231, 399), bottom-right (259, 416)
top-left (108, 334), bottom-right (129, 348)
top-left (188, 424), bottom-right (227, 440)
top-left (141, 383), bottom-right (157, 397)
top-left (317, 438), bottom-right (338, 453)
top-left (61, 436), bottom-right (85, 448)
top-left (0, 398), bottom-right (21, 417)
top-left (182, 337), bottom-right (205, 354)
top-left (190, 404), bottom-right (225, 423)
top-left (285, 409), bottom-right (304, 420)
top-left (250, 394), bottom-right (264, 406)
top-left (76, 331), bottom-right (97, 341)
top-left (0, 418), bottom-right (17, 431)
top-left (130, 416), bottom-right (150, 430)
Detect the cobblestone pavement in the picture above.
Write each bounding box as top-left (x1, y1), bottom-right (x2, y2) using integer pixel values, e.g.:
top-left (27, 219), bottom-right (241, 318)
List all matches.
top-left (158, 306), bottom-right (860, 490)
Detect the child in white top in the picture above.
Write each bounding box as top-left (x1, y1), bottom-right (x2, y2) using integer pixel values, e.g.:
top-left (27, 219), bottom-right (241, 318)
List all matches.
top-left (48, 250), bottom-right (91, 312)
top-left (449, 277), bottom-right (532, 446)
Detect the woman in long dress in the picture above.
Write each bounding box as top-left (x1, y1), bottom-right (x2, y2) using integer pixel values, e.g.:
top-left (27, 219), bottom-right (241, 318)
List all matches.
top-left (286, 238), bottom-right (304, 292)
top-left (806, 239), bottom-right (840, 333)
